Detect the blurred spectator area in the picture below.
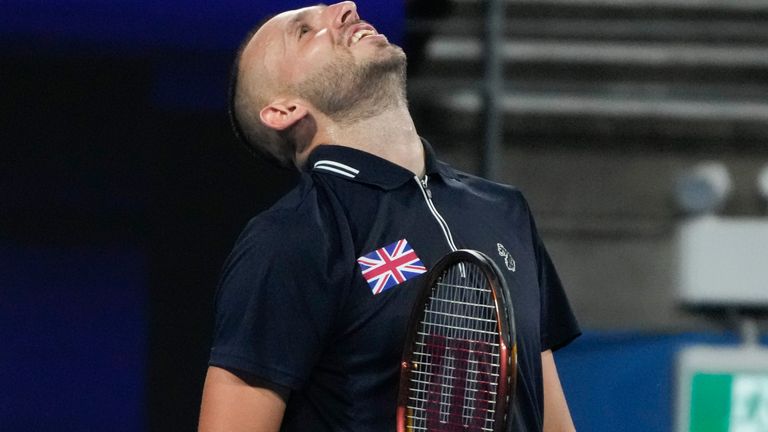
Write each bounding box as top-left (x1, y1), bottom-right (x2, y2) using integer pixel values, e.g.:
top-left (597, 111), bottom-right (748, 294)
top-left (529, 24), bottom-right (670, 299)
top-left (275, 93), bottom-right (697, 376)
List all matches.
top-left (405, 0), bottom-right (768, 331)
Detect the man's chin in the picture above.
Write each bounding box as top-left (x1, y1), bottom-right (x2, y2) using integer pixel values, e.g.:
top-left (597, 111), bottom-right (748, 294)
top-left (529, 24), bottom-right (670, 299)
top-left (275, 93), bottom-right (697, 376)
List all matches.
top-left (361, 45), bottom-right (406, 74)
top-left (294, 46), bottom-right (407, 123)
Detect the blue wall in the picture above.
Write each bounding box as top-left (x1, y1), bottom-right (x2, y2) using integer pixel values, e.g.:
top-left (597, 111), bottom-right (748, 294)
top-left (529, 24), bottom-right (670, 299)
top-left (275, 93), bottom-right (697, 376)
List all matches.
top-left (0, 242), bottom-right (147, 431)
top-left (556, 331), bottom-right (765, 432)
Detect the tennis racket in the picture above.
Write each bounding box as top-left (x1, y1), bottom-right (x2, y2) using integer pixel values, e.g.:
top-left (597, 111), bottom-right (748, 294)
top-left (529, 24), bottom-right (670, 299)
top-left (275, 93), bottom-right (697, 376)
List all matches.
top-left (396, 249), bottom-right (517, 432)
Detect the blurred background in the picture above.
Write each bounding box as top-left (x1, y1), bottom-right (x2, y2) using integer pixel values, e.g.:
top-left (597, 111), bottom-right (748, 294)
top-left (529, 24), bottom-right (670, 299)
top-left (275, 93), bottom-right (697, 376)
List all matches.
top-left (2, 0), bottom-right (768, 431)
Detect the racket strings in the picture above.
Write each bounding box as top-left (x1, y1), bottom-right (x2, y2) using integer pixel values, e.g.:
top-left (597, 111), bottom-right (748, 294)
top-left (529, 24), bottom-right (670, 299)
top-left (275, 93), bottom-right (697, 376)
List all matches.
top-left (406, 263), bottom-right (501, 432)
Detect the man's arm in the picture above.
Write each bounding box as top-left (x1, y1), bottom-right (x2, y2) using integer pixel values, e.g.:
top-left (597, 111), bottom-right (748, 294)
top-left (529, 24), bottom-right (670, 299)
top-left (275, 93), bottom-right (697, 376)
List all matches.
top-left (198, 366), bottom-right (286, 432)
top-left (541, 349), bottom-right (576, 432)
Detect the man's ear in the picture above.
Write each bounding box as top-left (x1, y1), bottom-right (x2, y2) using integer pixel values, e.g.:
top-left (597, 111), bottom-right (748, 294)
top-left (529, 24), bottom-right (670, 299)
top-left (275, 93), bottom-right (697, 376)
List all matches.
top-left (259, 99), bottom-right (309, 131)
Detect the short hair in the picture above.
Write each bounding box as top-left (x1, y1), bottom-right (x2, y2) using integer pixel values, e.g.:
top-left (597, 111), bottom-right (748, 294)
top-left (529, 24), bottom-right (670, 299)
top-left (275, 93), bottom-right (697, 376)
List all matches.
top-left (228, 16), bottom-right (295, 168)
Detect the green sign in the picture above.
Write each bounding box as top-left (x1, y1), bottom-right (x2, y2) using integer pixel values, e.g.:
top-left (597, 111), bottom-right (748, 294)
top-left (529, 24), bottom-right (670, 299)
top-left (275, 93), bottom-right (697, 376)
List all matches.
top-left (689, 373), bottom-right (768, 432)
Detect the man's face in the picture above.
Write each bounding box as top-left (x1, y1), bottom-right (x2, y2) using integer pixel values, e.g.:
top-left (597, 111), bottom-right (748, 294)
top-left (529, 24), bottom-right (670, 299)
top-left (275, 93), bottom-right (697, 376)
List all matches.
top-left (242, 2), bottom-right (407, 121)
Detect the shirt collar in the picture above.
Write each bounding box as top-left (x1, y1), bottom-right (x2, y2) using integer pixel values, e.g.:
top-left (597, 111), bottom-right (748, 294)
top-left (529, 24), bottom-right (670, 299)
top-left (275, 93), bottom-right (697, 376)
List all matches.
top-left (305, 138), bottom-right (457, 190)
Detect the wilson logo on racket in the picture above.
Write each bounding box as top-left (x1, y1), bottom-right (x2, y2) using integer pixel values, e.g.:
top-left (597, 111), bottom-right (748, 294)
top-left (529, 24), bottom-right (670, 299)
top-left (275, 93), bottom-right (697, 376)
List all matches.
top-left (357, 239), bottom-right (427, 295)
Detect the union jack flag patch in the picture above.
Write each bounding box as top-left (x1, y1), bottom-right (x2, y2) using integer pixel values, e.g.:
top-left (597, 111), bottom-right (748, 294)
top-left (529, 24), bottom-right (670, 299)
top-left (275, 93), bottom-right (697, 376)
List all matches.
top-left (357, 239), bottom-right (427, 295)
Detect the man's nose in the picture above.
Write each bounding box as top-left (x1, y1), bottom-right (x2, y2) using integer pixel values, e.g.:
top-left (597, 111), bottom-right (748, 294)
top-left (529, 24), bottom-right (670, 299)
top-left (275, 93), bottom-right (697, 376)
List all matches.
top-left (327, 1), bottom-right (358, 28)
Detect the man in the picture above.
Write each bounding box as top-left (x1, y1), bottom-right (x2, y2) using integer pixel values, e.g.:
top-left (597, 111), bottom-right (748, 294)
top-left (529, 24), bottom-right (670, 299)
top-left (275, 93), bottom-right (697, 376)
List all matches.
top-left (199, 2), bottom-right (580, 431)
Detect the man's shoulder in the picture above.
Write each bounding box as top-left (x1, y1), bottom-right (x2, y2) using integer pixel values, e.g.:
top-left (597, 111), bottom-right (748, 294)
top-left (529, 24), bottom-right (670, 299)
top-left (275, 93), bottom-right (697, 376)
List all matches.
top-left (445, 165), bottom-right (528, 204)
top-left (233, 174), bottom-right (339, 253)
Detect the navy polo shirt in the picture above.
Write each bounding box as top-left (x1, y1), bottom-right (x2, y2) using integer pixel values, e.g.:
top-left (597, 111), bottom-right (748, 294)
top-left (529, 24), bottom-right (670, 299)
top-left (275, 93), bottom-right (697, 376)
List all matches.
top-left (209, 141), bottom-right (580, 431)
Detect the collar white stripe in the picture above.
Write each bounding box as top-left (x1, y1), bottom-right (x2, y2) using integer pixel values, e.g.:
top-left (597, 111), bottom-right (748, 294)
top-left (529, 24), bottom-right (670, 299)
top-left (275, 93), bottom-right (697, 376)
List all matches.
top-left (313, 160), bottom-right (360, 175)
top-left (314, 165), bottom-right (357, 178)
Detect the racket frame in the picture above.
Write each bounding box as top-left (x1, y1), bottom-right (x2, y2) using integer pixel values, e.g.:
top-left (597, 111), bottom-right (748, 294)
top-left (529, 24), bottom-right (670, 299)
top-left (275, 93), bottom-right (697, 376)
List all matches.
top-left (396, 249), bottom-right (517, 432)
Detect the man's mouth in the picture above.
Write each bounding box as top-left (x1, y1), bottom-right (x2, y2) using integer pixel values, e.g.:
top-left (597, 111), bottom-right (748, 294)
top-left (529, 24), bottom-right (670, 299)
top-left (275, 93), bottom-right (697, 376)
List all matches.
top-left (351, 29), bottom-right (376, 45)
top-left (346, 23), bottom-right (378, 46)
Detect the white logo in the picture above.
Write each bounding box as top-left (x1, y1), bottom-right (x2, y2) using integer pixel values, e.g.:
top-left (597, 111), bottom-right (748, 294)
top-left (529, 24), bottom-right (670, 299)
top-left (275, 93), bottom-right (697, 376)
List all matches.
top-left (497, 243), bottom-right (516, 272)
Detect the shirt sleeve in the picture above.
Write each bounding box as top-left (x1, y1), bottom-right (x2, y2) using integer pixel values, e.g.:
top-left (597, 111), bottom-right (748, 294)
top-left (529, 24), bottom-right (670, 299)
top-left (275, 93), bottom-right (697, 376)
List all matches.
top-left (208, 213), bottom-right (345, 391)
top-left (525, 201), bottom-right (581, 352)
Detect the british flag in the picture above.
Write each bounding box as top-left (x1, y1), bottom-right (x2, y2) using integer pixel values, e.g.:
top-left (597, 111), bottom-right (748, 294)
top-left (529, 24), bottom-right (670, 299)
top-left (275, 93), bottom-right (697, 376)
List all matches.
top-left (357, 239), bottom-right (427, 295)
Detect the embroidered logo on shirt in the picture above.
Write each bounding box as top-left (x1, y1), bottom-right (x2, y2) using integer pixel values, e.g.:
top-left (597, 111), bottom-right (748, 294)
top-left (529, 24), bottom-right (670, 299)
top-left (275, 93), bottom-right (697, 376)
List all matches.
top-left (497, 243), bottom-right (516, 272)
top-left (357, 239), bottom-right (427, 295)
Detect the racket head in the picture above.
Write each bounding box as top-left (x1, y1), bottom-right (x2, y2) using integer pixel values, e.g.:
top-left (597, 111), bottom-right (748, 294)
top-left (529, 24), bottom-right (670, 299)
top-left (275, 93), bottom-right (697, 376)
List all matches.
top-left (396, 249), bottom-right (517, 432)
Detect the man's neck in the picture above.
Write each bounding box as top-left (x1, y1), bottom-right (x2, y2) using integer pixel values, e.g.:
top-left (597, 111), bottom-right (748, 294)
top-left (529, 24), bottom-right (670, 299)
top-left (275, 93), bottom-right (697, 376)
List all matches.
top-left (303, 103), bottom-right (425, 177)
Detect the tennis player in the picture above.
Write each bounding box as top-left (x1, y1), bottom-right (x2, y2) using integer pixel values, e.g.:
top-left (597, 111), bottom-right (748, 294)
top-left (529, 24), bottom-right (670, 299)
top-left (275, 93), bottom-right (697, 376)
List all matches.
top-left (199, 2), bottom-right (580, 431)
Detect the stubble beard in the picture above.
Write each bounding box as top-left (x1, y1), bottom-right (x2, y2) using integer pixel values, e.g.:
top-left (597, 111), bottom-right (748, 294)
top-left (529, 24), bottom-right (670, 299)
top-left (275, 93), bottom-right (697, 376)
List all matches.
top-left (293, 44), bottom-right (408, 125)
